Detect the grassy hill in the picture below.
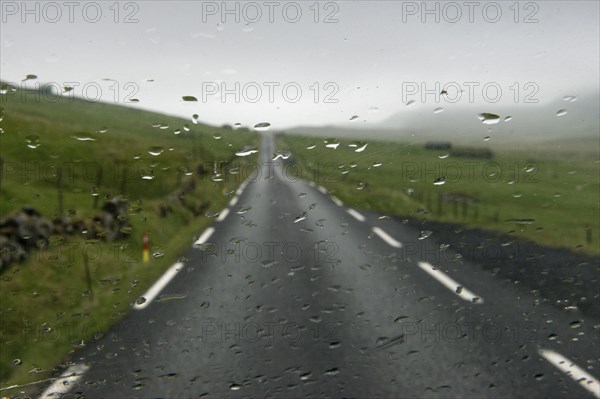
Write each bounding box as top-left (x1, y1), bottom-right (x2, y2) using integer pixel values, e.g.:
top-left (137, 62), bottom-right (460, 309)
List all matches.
top-left (277, 134), bottom-right (600, 256)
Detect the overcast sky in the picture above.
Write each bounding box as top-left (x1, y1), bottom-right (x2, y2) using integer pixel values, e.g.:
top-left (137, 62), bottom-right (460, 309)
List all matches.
top-left (1, 1), bottom-right (598, 129)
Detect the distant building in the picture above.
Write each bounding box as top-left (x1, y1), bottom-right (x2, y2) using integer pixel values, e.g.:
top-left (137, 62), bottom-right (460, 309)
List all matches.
top-left (424, 141), bottom-right (452, 150)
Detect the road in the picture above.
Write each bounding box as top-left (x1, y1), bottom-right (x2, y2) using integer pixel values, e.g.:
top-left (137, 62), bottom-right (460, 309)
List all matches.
top-left (40, 134), bottom-right (599, 398)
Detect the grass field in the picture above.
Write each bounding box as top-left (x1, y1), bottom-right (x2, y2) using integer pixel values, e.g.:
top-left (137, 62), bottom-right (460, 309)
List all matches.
top-left (0, 88), bottom-right (259, 392)
top-left (277, 133), bottom-right (600, 256)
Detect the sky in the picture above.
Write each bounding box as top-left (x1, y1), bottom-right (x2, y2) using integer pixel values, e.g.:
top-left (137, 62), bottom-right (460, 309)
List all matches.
top-left (1, 1), bottom-right (599, 130)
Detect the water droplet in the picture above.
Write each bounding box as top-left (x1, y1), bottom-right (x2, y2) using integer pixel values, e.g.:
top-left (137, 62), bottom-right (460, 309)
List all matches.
top-left (272, 151), bottom-right (291, 160)
top-left (324, 368), bottom-right (339, 376)
top-left (25, 135), bottom-right (41, 149)
top-left (406, 100), bottom-right (415, 106)
top-left (156, 294), bottom-right (187, 303)
top-left (253, 122), bottom-right (271, 131)
top-left (261, 260), bottom-right (277, 268)
top-left (12, 359), bottom-right (22, 366)
top-left (148, 146), bottom-right (164, 156)
top-left (534, 373), bottom-right (544, 381)
top-left (141, 172), bottom-right (155, 180)
top-left (433, 177), bottom-right (446, 186)
top-left (235, 146), bottom-right (258, 157)
top-left (306, 144), bottom-right (316, 150)
top-left (324, 138), bottom-right (340, 149)
top-left (562, 95), bottom-right (576, 102)
top-left (349, 115), bottom-right (359, 121)
top-left (206, 210), bottom-right (220, 218)
top-left (72, 132), bottom-right (97, 141)
top-left (230, 384), bottom-right (241, 391)
top-left (356, 182), bottom-right (366, 190)
top-left (182, 95), bottom-right (198, 102)
top-left (483, 136), bottom-right (491, 142)
top-left (433, 107), bottom-right (444, 114)
top-left (569, 320), bottom-right (582, 329)
top-left (418, 230), bottom-right (432, 240)
top-left (355, 143), bottom-right (368, 153)
top-left (556, 109), bottom-right (567, 117)
top-left (236, 206), bottom-right (252, 214)
top-left (372, 162), bottom-right (382, 168)
top-left (477, 113), bottom-right (500, 124)
top-left (213, 133), bottom-right (222, 140)
top-left (504, 115), bottom-right (513, 122)
top-left (294, 212), bottom-right (307, 223)
top-left (22, 74), bottom-right (37, 81)
top-left (192, 114), bottom-right (199, 124)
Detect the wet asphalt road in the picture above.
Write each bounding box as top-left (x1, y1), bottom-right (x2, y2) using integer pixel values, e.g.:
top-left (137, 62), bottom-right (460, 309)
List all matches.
top-left (40, 134), bottom-right (599, 399)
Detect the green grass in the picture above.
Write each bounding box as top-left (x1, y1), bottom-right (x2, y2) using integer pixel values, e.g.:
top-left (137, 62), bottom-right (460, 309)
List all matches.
top-left (0, 89), bottom-right (259, 393)
top-left (277, 133), bottom-right (600, 256)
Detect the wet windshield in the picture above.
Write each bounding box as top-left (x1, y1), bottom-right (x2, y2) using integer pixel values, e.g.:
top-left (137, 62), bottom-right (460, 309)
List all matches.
top-left (0, 1), bottom-right (599, 398)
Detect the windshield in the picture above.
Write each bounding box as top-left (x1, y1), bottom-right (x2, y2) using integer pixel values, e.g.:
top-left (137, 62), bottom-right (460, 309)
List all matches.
top-left (1, 1), bottom-right (599, 398)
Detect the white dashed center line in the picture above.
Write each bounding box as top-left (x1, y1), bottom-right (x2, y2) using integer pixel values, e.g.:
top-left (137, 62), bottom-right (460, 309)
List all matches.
top-left (331, 196), bottom-right (344, 207)
top-left (317, 185), bottom-right (328, 194)
top-left (229, 196), bottom-right (239, 207)
top-left (346, 208), bottom-right (366, 222)
top-left (417, 261), bottom-right (483, 304)
top-left (372, 227), bottom-right (402, 248)
top-left (539, 349), bottom-right (600, 398)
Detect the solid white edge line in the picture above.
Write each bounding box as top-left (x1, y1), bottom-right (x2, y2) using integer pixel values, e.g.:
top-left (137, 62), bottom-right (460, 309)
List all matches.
top-left (331, 196), bottom-right (344, 207)
top-left (372, 227), bottom-right (402, 248)
top-left (216, 208), bottom-right (230, 222)
top-left (133, 262), bottom-right (185, 310)
top-left (539, 349), bottom-right (600, 398)
top-left (317, 185), bottom-right (327, 194)
top-left (39, 363), bottom-right (90, 399)
top-left (417, 261), bottom-right (483, 304)
top-left (229, 196), bottom-right (239, 207)
top-left (346, 208), bottom-right (366, 222)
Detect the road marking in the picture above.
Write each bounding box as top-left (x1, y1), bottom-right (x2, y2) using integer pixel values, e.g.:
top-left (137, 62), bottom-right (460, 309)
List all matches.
top-left (229, 196), bottom-right (239, 207)
top-left (317, 185), bottom-right (327, 194)
top-left (346, 208), bottom-right (366, 222)
top-left (539, 349), bottom-right (600, 398)
top-left (331, 196), bottom-right (344, 207)
top-left (417, 261), bottom-right (483, 304)
top-left (194, 227), bottom-right (215, 246)
top-left (134, 262), bottom-right (185, 310)
top-left (372, 227), bottom-right (402, 248)
top-left (216, 208), bottom-right (230, 222)
top-left (236, 182), bottom-right (248, 196)
top-left (39, 363), bottom-right (90, 399)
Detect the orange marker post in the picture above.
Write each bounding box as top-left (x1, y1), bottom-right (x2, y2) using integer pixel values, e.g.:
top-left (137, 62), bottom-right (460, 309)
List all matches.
top-left (143, 232), bottom-right (150, 263)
